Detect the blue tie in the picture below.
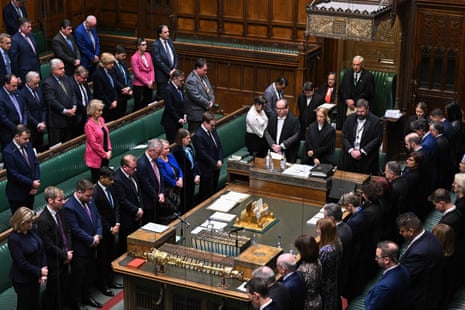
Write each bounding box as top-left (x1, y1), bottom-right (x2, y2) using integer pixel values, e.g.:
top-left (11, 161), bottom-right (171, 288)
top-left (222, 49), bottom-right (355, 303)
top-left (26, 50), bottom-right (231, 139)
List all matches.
top-left (185, 147), bottom-right (194, 169)
top-left (105, 188), bottom-right (114, 208)
top-left (178, 87), bottom-right (183, 101)
top-left (66, 37), bottom-right (74, 51)
top-left (105, 70), bottom-right (114, 88)
top-left (2, 51), bottom-right (11, 74)
top-left (9, 93), bottom-right (22, 123)
top-left (117, 62), bottom-right (127, 85)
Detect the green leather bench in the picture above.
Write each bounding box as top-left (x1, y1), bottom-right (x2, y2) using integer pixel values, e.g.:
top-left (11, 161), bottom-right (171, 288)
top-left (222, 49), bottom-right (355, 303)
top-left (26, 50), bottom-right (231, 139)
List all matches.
top-left (0, 241), bottom-right (16, 309)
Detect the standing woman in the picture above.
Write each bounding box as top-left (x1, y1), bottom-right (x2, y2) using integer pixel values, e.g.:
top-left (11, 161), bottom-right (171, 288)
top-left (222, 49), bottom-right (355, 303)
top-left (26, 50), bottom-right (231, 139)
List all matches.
top-left (84, 99), bottom-right (112, 183)
top-left (131, 38), bottom-right (155, 112)
top-left (404, 101), bottom-right (427, 136)
top-left (173, 128), bottom-right (200, 213)
top-left (157, 139), bottom-right (184, 219)
top-left (301, 107), bottom-right (336, 166)
top-left (316, 217), bottom-right (342, 310)
top-left (8, 207), bottom-right (48, 310)
top-left (245, 96), bottom-right (268, 157)
top-left (294, 234), bottom-right (323, 310)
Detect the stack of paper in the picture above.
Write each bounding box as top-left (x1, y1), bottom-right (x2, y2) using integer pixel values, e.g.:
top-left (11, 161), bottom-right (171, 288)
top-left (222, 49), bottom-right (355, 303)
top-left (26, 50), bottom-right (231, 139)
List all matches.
top-left (282, 164), bottom-right (312, 178)
top-left (141, 222), bottom-right (170, 233)
top-left (306, 207), bottom-right (325, 225)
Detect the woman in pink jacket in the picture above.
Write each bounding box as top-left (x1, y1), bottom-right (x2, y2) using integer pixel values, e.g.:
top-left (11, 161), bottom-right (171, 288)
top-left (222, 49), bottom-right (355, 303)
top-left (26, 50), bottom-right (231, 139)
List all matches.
top-left (84, 99), bottom-right (112, 183)
top-left (131, 37), bottom-right (155, 112)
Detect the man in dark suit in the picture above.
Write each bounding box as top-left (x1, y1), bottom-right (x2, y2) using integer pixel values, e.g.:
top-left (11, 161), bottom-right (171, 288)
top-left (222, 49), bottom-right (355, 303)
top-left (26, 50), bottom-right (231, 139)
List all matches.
top-left (365, 241), bottom-right (410, 310)
top-left (264, 99), bottom-right (300, 163)
top-left (297, 81), bottom-right (324, 138)
top-left (136, 139), bottom-right (166, 224)
top-left (51, 19), bottom-right (81, 76)
top-left (341, 99), bottom-right (383, 174)
top-left (263, 77), bottom-right (288, 117)
top-left (113, 45), bottom-right (133, 119)
top-left (64, 179), bottom-right (103, 310)
top-left (3, 125), bottom-right (40, 213)
top-left (152, 24), bottom-right (178, 100)
top-left (73, 15), bottom-right (100, 78)
top-left (430, 121), bottom-right (454, 190)
top-left (246, 278), bottom-right (284, 310)
top-left (71, 65), bottom-right (91, 137)
top-left (338, 55), bottom-right (375, 129)
top-left (384, 161), bottom-right (408, 242)
top-left (20, 70), bottom-right (46, 151)
top-left (9, 18), bottom-right (39, 83)
top-left (316, 71), bottom-right (337, 104)
top-left (0, 73), bottom-right (26, 150)
top-left (3, 0), bottom-right (27, 35)
top-left (251, 266), bottom-right (291, 309)
top-left (397, 212), bottom-right (444, 310)
top-left (193, 111), bottom-right (224, 203)
top-left (42, 58), bottom-right (78, 146)
top-left (162, 69), bottom-right (186, 144)
top-left (185, 58), bottom-right (215, 132)
top-left (276, 253), bottom-right (306, 310)
top-left (37, 186), bottom-right (73, 310)
top-left (0, 33), bottom-right (13, 78)
top-left (92, 167), bottom-right (123, 297)
top-left (113, 154), bottom-right (144, 255)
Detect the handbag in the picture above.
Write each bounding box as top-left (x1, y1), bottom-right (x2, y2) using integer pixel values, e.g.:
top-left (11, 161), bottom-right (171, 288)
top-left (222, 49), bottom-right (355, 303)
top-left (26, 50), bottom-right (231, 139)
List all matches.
top-left (163, 161), bottom-right (181, 212)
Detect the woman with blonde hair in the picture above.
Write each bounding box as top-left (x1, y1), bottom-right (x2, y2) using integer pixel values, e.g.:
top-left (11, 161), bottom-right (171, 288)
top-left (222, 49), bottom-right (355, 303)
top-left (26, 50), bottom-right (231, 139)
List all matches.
top-left (93, 52), bottom-right (120, 121)
top-left (8, 207), bottom-right (48, 310)
top-left (84, 99), bottom-right (112, 183)
top-left (453, 172), bottom-right (465, 214)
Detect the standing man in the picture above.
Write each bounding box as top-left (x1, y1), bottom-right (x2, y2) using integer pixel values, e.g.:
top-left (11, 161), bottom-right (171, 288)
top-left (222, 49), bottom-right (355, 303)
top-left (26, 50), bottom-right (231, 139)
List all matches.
top-left (74, 15), bottom-right (100, 79)
top-left (161, 69), bottom-right (186, 144)
top-left (397, 212), bottom-right (443, 310)
top-left (185, 58), bottom-right (215, 132)
top-left (152, 24), bottom-right (178, 100)
top-left (341, 99), bottom-right (383, 174)
top-left (71, 65), bottom-right (91, 137)
top-left (251, 266), bottom-right (291, 309)
top-left (297, 81), bottom-right (324, 138)
top-left (93, 167), bottom-right (122, 296)
top-left (0, 73), bottom-right (26, 150)
top-left (276, 253), bottom-right (306, 309)
top-left (42, 58), bottom-right (78, 146)
top-left (37, 186), bottom-right (73, 310)
top-left (3, 125), bottom-right (40, 213)
top-left (9, 18), bottom-right (39, 83)
top-left (0, 33), bottom-right (13, 78)
top-left (64, 179), bottom-right (103, 310)
top-left (246, 278), bottom-right (283, 310)
top-left (364, 241), bottom-right (409, 310)
top-left (338, 55), bottom-right (375, 129)
top-left (193, 112), bottom-right (223, 203)
top-left (263, 77), bottom-right (288, 117)
top-left (264, 99), bottom-right (300, 163)
top-left (51, 19), bottom-right (80, 76)
top-left (113, 45), bottom-right (132, 119)
top-left (316, 71), bottom-right (337, 104)
top-left (113, 154), bottom-right (144, 255)
top-left (3, 0), bottom-right (27, 35)
top-left (20, 71), bottom-right (47, 151)
top-left (136, 139), bottom-right (165, 224)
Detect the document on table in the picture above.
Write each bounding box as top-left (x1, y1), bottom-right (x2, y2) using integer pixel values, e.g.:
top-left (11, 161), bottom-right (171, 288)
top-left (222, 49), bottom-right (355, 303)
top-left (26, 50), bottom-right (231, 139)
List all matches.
top-left (282, 164), bottom-right (312, 178)
top-left (221, 191), bottom-right (250, 202)
top-left (209, 212), bottom-right (236, 222)
top-left (207, 198), bottom-right (238, 212)
top-left (141, 222), bottom-right (170, 233)
top-left (306, 207), bottom-right (325, 225)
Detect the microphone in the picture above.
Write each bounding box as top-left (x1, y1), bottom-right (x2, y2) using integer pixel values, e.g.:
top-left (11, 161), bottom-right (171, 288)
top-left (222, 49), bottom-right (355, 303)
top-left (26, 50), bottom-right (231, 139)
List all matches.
top-left (174, 213), bottom-right (190, 228)
top-left (228, 227), bottom-right (244, 236)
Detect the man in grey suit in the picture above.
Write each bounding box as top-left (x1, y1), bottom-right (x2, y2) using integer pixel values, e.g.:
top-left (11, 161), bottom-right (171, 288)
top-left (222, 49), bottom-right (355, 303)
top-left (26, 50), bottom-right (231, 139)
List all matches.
top-left (185, 58), bottom-right (215, 132)
top-left (263, 76), bottom-right (288, 117)
top-left (51, 19), bottom-right (81, 76)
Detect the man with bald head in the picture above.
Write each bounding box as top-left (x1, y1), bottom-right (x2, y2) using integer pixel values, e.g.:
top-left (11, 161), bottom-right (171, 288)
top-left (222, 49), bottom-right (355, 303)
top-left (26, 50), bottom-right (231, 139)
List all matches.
top-left (252, 266), bottom-right (292, 309)
top-left (74, 15), bottom-right (100, 78)
top-left (276, 253), bottom-right (305, 309)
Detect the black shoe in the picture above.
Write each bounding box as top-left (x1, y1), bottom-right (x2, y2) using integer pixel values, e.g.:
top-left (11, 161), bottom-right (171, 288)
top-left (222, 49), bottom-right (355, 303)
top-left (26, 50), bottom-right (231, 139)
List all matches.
top-left (109, 282), bottom-right (123, 289)
top-left (84, 297), bottom-right (103, 308)
top-left (98, 286), bottom-right (114, 297)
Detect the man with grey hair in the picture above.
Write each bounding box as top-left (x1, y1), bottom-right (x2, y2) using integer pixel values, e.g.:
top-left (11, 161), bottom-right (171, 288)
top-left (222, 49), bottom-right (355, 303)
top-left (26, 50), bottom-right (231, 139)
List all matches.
top-left (42, 58), bottom-right (77, 146)
top-left (384, 160), bottom-right (408, 217)
top-left (20, 70), bottom-right (46, 150)
top-left (0, 33), bottom-right (12, 78)
top-left (137, 139), bottom-right (166, 224)
top-left (252, 266), bottom-right (291, 309)
top-left (365, 241), bottom-right (409, 310)
top-left (74, 15), bottom-right (100, 78)
top-left (276, 253), bottom-right (305, 309)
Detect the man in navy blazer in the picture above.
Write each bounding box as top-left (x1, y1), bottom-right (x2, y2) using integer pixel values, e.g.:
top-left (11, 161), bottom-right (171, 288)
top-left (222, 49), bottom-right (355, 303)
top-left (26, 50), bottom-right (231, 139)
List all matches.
top-left (365, 241), bottom-right (410, 310)
top-left (64, 179), bottom-right (103, 309)
top-left (161, 69), bottom-right (186, 144)
top-left (3, 0), bottom-right (27, 35)
top-left (152, 24), bottom-right (178, 100)
top-left (397, 212), bottom-right (444, 310)
top-left (20, 71), bottom-right (46, 151)
top-left (3, 125), bottom-right (40, 213)
top-left (276, 253), bottom-right (306, 310)
top-left (9, 18), bottom-right (39, 82)
top-left (113, 154), bottom-right (144, 255)
top-left (0, 33), bottom-right (13, 78)
top-left (113, 45), bottom-right (133, 119)
top-left (74, 15), bottom-right (100, 78)
top-left (0, 74), bottom-right (27, 150)
top-left (193, 111), bottom-right (224, 203)
top-left (51, 19), bottom-right (81, 76)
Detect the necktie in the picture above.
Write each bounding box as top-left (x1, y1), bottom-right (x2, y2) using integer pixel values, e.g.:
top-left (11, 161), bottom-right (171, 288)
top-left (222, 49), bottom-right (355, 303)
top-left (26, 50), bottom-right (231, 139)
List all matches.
top-left (79, 84), bottom-right (88, 106)
top-left (24, 36), bottom-right (36, 54)
top-left (208, 131), bottom-right (217, 148)
top-left (66, 37), bottom-right (74, 51)
top-left (9, 93), bottom-right (22, 123)
top-left (152, 160), bottom-right (161, 193)
top-left (21, 147), bottom-right (29, 166)
top-left (59, 78), bottom-right (67, 95)
top-left (88, 30), bottom-right (96, 51)
top-left (105, 70), bottom-right (114, 88)
top-left (354, 73), bottom-right (359, 86)
top-left (178, 87), bottom-right (183, 101)
top-left (185, 147), bottom-right (194, 169)
top-left (129, 176), bottom-right (138, 192)
top-left (2, 51), bottom-right (11, 74)
top-left (117, 62), bottom-right (128, 85)
top-left (55, 213), bottom-right (68, 251)
top-left (32, 89), bottom-right (39, 103)
top-left (83, 203), bottom-right (93, 223)
top-left (164, 40), bottom-right (174, 67)
top-left (201, 77), bottom-right (210, 95)
top-left (325, 87), bottom-right (333, 103)
top-left (105, 187), bottom-right (114, 208)
top-left (16, 7), bottom-right (23, 18)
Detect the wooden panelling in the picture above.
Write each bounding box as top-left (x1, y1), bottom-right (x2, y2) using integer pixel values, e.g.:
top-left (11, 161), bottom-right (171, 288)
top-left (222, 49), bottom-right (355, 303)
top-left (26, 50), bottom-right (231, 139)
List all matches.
top-left (247, 2), bottom-right (269, 20)
top-left (273, 0), bottom-right (293, 21)
top-left (199, 20), bottom-right (218, 33)
top-left (224, 1), bottom-right (243, 17)
top-left (272, 27), bottom-right (293, 39)
top-left (223, 22), bottom-right (244, 35)
top-left (247, 25), bottom-right (269, 37)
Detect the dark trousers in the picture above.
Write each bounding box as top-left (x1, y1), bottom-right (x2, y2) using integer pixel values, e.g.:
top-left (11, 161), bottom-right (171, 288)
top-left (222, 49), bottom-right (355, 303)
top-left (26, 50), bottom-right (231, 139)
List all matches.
top-left (198, 171), bottom-right (219, 203)
top-left (188, 121), bottom-right (202, 133)
top-left (133, 85), bottom-right (153, 112)
top-left (96, 232), bottom-right (116, 288)
top-left (13, 281), bottom-right (40, 310)
top-left (9, 195), bottom-right (35, 214)
top-left (70, 253), bottom-right (95, 307)
top-left (42, 263), bottom-right (70, 310)
top-left (48, 127), bottom-right (72, 147)
top-left (156, 80), bottom-right (169, 100)
top-left (117, 94), bottom-right (130, 119)
top-left (164, 125), bottom-right (182, 145)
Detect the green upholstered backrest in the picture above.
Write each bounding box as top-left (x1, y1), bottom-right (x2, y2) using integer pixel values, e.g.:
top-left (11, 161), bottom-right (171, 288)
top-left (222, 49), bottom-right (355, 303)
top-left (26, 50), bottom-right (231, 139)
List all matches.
top-left (217, 113), bottom-right (247, 157)
top-left (0, 242), bottom-right (12, 293)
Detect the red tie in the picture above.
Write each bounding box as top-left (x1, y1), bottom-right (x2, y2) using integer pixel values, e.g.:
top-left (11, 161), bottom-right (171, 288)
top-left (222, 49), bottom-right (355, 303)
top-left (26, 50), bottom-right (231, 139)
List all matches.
top-left (325, 88), bottom-right (333, 103)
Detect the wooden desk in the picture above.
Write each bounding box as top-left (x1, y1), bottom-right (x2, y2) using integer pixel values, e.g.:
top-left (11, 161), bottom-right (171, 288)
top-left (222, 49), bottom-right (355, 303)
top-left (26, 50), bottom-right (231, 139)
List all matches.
top-left (332, 170), bottom-right (369, 186)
